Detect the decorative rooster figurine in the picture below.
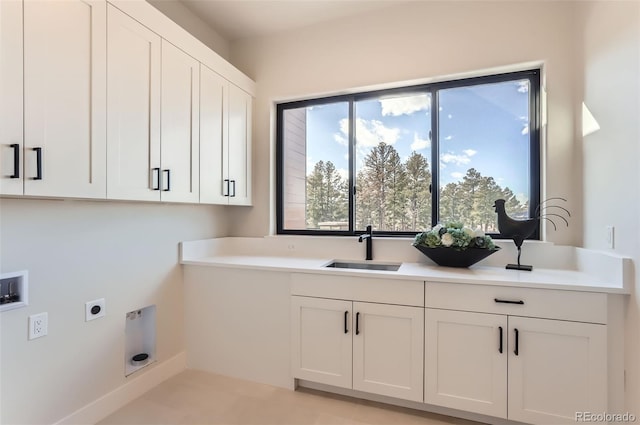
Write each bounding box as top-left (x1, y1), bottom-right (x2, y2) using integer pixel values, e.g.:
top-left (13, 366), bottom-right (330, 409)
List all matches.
top-left (494, 198), bottom-right (570, 271)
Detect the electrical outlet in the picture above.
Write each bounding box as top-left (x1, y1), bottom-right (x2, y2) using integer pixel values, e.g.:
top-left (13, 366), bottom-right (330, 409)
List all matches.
top-left (606, 226), bottom-right (615, 249)
top-left (85, 298), bottom-right (106, 321)
top-left (28, 312), bottom-right (48, 340)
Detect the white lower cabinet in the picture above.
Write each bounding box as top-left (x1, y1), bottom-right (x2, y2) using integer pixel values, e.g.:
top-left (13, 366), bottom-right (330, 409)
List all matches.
top-left (507, 316), bottom-right (607, 424)
top-left (425, 282), bottom-right (608, 425)
top-left (291, 296), bottom-right (352, 389)
top-left (425, 309), bottom-right (508, 418)
top-left (291, 277), bottom-right (612, 424)
top-left (291, 295), bottom-right (424, 402)
top-left (352, 301), bottom-right (424, 401)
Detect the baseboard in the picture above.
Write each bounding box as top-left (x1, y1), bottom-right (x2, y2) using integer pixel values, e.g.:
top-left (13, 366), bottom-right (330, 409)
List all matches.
top-left (297, 380), bottom-right (517, 425)
top-left (53, 351), bottom-right (187, 425)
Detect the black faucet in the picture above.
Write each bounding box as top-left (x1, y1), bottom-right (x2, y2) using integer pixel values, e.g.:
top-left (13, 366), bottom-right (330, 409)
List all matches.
top-left (358, 225), bottom-right (373, 260)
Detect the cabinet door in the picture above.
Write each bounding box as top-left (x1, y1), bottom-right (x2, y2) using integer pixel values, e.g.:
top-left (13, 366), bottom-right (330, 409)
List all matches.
top-left (200, 64), bottom-right (228, 205)
top-left (425, 309), bottom-right (507, 418)
top-left (160, 40), bottom-right (200, 203)
top-left (291, 296), bottom-right (352, 389)
top-left (227, 84), bottom-right (252, 206)
top-left (106, 5), bottom-right (161, 201)
top-left (508, 317), bottom-right (607, 424)
top-left (353, 302), bottom-right (424, 402)
top-left (23, 0), bottom-right (106, 198)
top-left (0, 0), bottom-right (23, 195)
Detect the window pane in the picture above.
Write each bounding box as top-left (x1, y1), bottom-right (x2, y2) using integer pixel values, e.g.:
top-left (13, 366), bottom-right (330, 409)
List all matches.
top-left (281, 102), bottom-right (349, 231)
top-left (355, 93), bottom-right (432, 232)
top-left (438, 80), bottom-right (531, 231)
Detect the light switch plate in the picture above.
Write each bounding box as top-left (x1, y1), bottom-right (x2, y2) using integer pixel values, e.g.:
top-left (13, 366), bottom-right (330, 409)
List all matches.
top-left (606, 226), bottom-right (615, 249)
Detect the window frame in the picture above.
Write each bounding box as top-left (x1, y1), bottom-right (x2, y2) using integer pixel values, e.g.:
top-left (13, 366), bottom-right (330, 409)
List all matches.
top-left (276, 69), bottom-right (541, 238)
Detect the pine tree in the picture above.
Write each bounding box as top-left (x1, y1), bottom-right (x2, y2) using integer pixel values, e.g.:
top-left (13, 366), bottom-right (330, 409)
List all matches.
top-left (438, 169), bottom-right (526, 231)
top-left (459, 168), bottom-right (483, 227)
top-left (477, 176), bottom-right (502, 231)
top-left (356, 142), bottom-right (406, 230)
top-left (404, 152), bottom-right (432, 230)
top-left (306, 160), bottom-right (348, 228)
top-left (439, 182), bottom-right (462, 224)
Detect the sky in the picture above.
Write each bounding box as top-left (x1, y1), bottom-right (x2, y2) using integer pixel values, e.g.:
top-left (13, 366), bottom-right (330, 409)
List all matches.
top-left (303, 79), bottom-right (531, 203)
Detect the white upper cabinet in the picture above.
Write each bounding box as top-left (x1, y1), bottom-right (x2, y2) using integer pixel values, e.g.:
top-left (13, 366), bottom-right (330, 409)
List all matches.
top-left (0, 0), bottom-right (23, 196)
top-left (200, 64), bottom-right (252, 206)
top-left (106, 4), bottom-right (161, 201)
top-left (22, 0), bottom-right (107, 198)
top-left (227, 84), bottom-right (252, 205)
top-left (200, 65), bottom-right (227, 205)
top-left (160, 40), bottom-right (200, 203)
top-left (2, 0), bottom-right (253, 203)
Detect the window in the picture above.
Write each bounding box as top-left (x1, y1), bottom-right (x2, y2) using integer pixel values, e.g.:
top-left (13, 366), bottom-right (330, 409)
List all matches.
top-left (277, 70), bottom-right (540, 237)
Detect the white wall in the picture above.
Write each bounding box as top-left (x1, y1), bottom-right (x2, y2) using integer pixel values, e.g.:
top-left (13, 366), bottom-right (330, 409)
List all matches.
top-left (229, 0), bottom-right (581, 245)
top-left (578, 1), bottom-right (640, 416)
top-left (146, 0), bottom-right (230, 59)
top-left (0, 199), bottom-right (229, 424)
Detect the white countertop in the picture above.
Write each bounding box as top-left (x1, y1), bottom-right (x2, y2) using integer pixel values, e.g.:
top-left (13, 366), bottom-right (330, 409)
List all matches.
top-left (181, 244), bottom-right (631, 294)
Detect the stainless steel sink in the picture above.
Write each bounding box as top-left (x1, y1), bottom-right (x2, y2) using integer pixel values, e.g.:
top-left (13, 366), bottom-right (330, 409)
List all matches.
top-left (324, 261), bottom-right (401, 272)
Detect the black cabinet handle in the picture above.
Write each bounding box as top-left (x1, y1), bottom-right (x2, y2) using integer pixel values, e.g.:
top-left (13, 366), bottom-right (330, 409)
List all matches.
top-left (33, 147), bottom-right (42, 180)
top-left (355, 312), bottom-right (360, 335)
top-left (494, 298), bottom-right (524, 305)
top-left (231, 180), bottom-right (236, 197)
top-left (152, 168), bottom-right (160, 190)
top-left (10, 144), bottom-right (19, 178)
top-left (223, 179), bottom-right (230, 197)
top-left (344, 311), bottom-right (348, 334)
top-left (499, 326), bottom-right (503, 354)
top-left (162, 169), bottom-right (170, 191)
top-left (514, 328), bottom-right (519, 356)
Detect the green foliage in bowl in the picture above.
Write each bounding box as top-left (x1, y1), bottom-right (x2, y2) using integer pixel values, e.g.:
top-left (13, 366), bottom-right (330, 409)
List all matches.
top-left (413, 222), bottom-right (496, 251)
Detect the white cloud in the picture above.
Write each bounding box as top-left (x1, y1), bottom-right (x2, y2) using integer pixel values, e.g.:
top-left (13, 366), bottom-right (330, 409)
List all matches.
top-left (519, 116), bottom-right (530, 135)
top-left (333, 118), bottom-right (400, 148)
top-left (463, 149), bottom-right (477, 157)
top-left (356, 119), bottom-right (400, 147)
top-left (334, 118), bottom-right (349, 146)
top-left (517, 81), bottom-right (529, 93)
top-left (334, 133), bottom-right (348, 145)
top-left (444, 135), bottom-right (453, 141)
top-left (441, 153), bottom-right (471, 165)
top-left (410, 132), bottom-right (430, 151)
top-left (448, 114), bottom-right (453, 119)
top-left (451, 172), bottom-right (464, 180)
top-left (337, 168), bottom-right (349, 180)
top-left (379, 94), bottom-right (430, 116)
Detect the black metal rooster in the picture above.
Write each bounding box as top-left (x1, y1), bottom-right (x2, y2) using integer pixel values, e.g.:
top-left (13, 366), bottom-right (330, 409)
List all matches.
top-left (494, 198), bottom-right (570, 271)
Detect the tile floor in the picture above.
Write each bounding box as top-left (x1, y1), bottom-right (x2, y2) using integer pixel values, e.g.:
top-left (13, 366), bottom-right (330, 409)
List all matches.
top-left (98, 370), bottom-right (485, 425)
